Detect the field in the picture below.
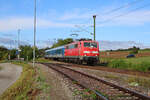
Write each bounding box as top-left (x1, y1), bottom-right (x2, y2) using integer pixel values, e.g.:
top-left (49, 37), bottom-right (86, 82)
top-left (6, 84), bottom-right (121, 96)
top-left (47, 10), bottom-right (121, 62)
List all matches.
top-left (100, 50), bottom-right (150, 58)
top-left (100, 50), bottom-right (150, 72)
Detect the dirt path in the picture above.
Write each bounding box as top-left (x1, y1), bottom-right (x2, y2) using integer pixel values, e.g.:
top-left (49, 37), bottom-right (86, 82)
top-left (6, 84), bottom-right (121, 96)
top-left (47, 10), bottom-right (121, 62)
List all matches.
top-left (0, 63), bottom-right (22, 95)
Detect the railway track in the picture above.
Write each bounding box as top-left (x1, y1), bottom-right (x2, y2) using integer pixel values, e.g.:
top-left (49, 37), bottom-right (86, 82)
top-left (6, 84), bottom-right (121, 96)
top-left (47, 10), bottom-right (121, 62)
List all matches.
top-left (41, 63), bottom-right (150, 100)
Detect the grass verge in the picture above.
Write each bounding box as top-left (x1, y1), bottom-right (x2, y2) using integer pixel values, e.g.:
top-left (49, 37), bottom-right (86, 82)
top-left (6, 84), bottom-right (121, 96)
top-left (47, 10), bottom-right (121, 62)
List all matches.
top-left (100, 57), bottom-right (150, 72)
top-left (0, 61), bottom-right (51, 100)
top-left (36, 67), bottom-right (51, 100)
top-left (0, 62), bottom-right (36, 100)
top-left (36, 58), bottom-right (51, 63)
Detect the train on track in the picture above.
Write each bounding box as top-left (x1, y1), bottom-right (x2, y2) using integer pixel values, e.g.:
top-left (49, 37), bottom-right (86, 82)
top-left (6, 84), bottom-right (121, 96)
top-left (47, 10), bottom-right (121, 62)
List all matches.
top-left (45, 39), bottom-right (99, 65)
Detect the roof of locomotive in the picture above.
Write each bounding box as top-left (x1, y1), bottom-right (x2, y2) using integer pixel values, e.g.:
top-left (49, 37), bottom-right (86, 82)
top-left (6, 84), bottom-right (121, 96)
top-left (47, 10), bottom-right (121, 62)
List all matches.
top-left (68, 40), bottom-right (98, 44)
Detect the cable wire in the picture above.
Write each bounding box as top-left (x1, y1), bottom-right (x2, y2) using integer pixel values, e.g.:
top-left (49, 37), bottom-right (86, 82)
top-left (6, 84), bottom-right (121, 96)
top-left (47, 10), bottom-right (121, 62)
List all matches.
top-left (97, 3), bottom-right (150, 24)
top-left (100, 0), bottom-right (144, 15)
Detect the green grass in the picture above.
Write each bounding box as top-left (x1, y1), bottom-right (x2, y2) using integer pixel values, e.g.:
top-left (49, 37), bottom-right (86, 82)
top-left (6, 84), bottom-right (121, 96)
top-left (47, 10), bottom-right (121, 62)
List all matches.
top-left (139, 49), bottom-right (150, 53)
top-left (126, 76), bottom-right (150, 88)
top-left (124, 56), bottom-right (150, 64)
top-left (0, 60), bottom-right (8, 63)
top-left (107, 57), bottom-right (150, 72)
top-left (73, 89), bottom-right (98, 100)
top-left (0, 61), bottom-right (51, 100)
top-left (0, 66), bottom-right (2, 70)
top-left (36, 58), bottom-right (51, 63)
top-left (36, 67), bottom-right (51, 100)
top-left (0, 62), bottom-right (36, 100)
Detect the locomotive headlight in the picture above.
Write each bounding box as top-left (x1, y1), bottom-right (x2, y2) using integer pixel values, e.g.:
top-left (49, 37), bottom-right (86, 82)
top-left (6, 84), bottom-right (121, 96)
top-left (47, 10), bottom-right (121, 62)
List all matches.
top-left (92, 51), bottom-right (98, 53)
top-left (84, 51), bottom-right (90, 53)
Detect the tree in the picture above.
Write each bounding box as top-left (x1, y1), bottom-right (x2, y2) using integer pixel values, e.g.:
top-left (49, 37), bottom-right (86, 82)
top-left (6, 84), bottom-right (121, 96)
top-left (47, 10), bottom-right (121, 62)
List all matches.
top-left (20, 45), bottom-right (33, 61)
top-left (130, 46), bottom-right (140, 54)
top-left (10, 49), bottom-right (17, 59)
top-left (0, 46), bottom-right (8, 60)
top-left (51, 38), bottom-right (73, 48)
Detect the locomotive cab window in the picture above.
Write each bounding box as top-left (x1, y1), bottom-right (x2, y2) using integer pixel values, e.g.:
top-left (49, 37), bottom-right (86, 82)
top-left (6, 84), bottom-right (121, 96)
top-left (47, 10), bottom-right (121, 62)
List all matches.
top-left (84, 42), bottom-right (97, 48)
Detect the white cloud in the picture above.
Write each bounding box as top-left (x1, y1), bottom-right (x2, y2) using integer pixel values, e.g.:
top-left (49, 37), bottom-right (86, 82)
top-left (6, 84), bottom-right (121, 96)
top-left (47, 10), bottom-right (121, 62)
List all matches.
top-left (1, 8), bottom-right (150, 32)
top-left (98, 40), bottom-right (150, 50)
top-left (0, 17), bottom-right (33, 31)
top-left (0, 17), bottom-right (74, 31)
top-left (97, 10), bottom-right (150, 27)
top-left (57, 8), bottom-right (150, 27)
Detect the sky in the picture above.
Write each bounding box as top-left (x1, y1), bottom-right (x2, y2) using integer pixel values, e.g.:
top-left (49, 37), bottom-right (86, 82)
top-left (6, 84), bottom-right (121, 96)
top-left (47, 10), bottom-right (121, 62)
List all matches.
top-left (0, 0), bottom-right (150, 49)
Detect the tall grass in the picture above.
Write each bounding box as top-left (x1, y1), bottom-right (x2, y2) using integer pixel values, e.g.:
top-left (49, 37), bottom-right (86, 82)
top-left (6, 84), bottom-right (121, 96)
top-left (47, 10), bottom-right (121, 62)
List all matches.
top-left (36, 58), bottom-right (51, 63)
top-left (108, 59), bottom-right (150, 72)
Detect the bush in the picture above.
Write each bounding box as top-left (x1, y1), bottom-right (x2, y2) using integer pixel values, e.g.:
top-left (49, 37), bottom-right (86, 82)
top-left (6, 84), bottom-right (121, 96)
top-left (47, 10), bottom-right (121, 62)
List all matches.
top-left (129, 46), bottom-right (139, 54)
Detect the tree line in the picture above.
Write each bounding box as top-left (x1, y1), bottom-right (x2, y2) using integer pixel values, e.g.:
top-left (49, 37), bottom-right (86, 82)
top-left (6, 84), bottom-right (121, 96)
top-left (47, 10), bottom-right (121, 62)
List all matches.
top-left (0, 45), bottom-right (45, 61)
top-left (0, 38), bottom-right (73, 61)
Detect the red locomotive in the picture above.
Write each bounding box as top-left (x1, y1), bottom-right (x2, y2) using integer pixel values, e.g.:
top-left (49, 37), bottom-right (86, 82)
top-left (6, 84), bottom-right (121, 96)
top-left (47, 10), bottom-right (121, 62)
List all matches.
top-left (45, 39), bottom-right (99, 65)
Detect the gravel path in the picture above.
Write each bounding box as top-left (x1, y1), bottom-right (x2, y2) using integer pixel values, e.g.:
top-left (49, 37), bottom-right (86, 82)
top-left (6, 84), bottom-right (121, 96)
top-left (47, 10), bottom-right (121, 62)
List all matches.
top-left (36, 63), bottom-right (82, 100)
top-left (0, 63), bottom-right (22, 95)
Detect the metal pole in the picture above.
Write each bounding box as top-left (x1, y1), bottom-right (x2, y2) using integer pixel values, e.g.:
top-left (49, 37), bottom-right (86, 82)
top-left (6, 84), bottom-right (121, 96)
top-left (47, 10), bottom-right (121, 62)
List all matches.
top-left (18, 29), bottom-right (20, 60)
top-left (33, 0), bottom-right (36, 67)
top-left (93, 15), bottom-right (96, 41)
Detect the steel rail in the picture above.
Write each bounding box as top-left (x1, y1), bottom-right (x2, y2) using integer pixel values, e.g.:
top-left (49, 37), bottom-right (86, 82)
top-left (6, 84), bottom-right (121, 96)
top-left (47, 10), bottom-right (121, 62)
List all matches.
top-left (42, 63), bottom-right (150, 100)
top-left (43, 63), bottom-right (108, 100)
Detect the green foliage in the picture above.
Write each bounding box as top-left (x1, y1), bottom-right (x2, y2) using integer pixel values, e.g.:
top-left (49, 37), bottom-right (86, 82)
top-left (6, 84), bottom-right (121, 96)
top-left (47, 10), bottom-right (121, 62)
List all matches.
top-left (0, 46), bottom-right (8, 60)
top-left (10, 49), bottom-right (17, 59)
top-left (108, 58), bottom-right (150, 72)
top-left (51, 38), bottom-right (73, 48)
top-left (139, 48), bottom-right (150, 53)
top-left (20, 45), bottom-right (33, 61)
top-left (19, 45), bottom-right (44, 61)
top-left (36, 67), bottom-right (51, 99)
top-left (126, 76), bottom-right (150, 88)
top-left (36, 58), bottom-right (51, 63)
top-left (109, 59), bottom-right (129, 69)
top-left (129, 46), bottom-right (140, 54)
top-left (73, 88), bottom-right (99, 100)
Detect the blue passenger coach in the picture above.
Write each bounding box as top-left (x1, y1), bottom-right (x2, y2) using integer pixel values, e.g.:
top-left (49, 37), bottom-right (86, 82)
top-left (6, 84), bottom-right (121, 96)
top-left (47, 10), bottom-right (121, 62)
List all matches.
top-left (45, 46), bottom-right (65, 59)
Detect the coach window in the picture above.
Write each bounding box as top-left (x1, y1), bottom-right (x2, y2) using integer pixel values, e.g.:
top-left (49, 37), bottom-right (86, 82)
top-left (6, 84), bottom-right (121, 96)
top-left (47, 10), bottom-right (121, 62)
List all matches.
top-left (74, 44), bottom-right (78, 48)
top-left (69, 45), bottom-right (72, 49)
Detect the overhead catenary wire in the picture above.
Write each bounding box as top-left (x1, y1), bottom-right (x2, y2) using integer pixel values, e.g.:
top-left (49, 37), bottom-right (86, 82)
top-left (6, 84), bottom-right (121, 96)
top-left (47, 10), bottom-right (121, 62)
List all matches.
top-left (97, 3), bottom-right (150, 24)
top-left (74, 25), bottom-right (92, 34)
top-left (70, 0), bottom-right (147, 38)
top-left (73, 0), bottom-right (144, 27)
top-left (71, 0), bottom-right (144, 34)
top-left (100, 0), bottom-right (144, 15)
